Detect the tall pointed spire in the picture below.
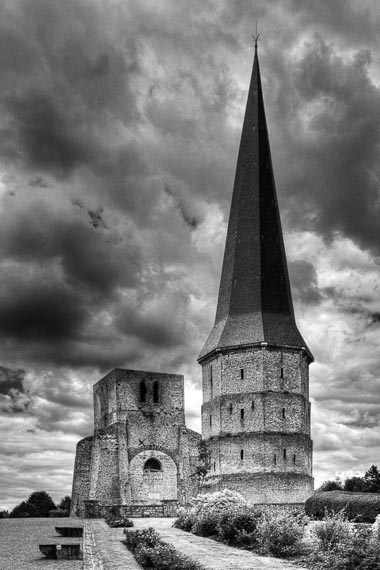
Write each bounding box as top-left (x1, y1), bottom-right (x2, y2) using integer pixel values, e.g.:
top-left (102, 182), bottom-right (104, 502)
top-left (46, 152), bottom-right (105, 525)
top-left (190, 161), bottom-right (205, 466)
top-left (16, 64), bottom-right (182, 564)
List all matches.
top-left (199, 46), bottom-right (312, 361)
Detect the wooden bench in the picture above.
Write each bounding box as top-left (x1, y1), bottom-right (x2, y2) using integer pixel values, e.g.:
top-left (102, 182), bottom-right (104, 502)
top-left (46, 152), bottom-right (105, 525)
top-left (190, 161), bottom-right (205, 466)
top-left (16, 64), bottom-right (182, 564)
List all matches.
top-left (39, 543), bottom-right (83, 560)
top-left (55, 526), bottom-right (83, 537)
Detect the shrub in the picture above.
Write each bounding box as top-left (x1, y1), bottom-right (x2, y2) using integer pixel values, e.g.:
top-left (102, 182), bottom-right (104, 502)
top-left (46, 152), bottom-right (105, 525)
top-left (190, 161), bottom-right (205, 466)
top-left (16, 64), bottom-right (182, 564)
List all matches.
top-left (125, 527), bottom-right (202, 569)
top-left (256, 511), bottom-right (305, 558)
top-left (372, 514), bottom-right (380, 542)
top-left (305, 491), bottom-right (380, 522)
top-left (217, 510), bottom-right (262, 548)
top-left (313, 510), bottom-right (353, 551)
top-left (191, 512), bottom-right (219, 537)
top-left (124, 528), bottom-right (160, 552)
top-left (309, 523), bottom-right (380, 570)
top-left (174, 508), bottom-right (196, 532)
top-left (106, 515), bottom-right (133, 528)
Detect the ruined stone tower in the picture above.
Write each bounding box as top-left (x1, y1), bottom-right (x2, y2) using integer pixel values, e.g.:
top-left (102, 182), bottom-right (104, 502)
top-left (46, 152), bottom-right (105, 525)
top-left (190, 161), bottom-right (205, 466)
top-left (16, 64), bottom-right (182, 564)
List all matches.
top-left (71, 369), bottom-right (201, 517)
top-left (198, 45), bottom-right (313, 503)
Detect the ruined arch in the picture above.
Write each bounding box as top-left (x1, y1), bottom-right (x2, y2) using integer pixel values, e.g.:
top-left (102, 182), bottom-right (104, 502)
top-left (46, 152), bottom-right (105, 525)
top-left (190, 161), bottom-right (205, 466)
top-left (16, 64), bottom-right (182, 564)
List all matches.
top-left (129, 450), bottom-right (177, 504)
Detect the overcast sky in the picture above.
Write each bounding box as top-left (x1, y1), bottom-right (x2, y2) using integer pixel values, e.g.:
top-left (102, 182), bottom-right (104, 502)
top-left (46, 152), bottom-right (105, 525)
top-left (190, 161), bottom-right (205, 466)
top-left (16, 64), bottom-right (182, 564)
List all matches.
top-left (0, 0), bottom-right (380, 510)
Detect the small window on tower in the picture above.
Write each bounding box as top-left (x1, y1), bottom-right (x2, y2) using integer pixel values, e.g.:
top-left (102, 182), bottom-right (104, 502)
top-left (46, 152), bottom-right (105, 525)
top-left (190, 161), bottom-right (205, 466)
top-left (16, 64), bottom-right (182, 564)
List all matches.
top-left (251, 400), bottom-right (255, 410)
top-left (139, 380), bottom-right (147, 403)
top-left (240, 408), bottom-right (244, 421)
top-left (280, 367), bottom-right (284, 379)
top-left (282, 407), bottom-right (286, 419)
top-left (240, 449), bottom-right (244, 460)
top-left (283, 448), bottom-right (287, 460)
top-left (229, 403), bottom-right (233, 415)
top-left (240, 368), bottom-right (244, 380)
top-left (293, 454), bottom-right (296, 465)
top-left (153, 381), bottom-right (160, 403)
top-left (274, 453), bottom-right (277, 465)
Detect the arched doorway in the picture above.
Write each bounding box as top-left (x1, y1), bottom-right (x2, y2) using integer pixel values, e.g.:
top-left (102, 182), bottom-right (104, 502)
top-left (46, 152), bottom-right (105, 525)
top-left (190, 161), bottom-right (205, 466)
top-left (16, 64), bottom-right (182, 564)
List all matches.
top-left (129, 450), bottom-right (177, 504)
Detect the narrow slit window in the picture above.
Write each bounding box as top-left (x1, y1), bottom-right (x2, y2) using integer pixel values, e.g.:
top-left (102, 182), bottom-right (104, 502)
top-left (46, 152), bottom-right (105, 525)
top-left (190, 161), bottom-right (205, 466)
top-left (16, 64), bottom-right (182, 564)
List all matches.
top-left (283, 448), bottom-right (287, 460)
top-left (240, 449), bottom-right (244, 460)
top-left (293, 454), bottom-right (296, 465)
top-left (280, 367), bottom-right (284, 379)
top-left (251, 400), bottom-right (255, 410)
top-left (139, 380), bottom-right (147, 403)
top-left (274, 453), bottom-right (277, 465)
top-left (210, 415), bottom-right (212, 428)
top-left (153, 380), bottom-right (160, 403)
top-left (210, 365), bottom-right (213, 381)
top-left (282, 407), bottom-right (286, 419)
top-left (240, 408), bottom-right (244, 421)
top-left (214, 461), bottom-right (216, 471)
top-left (240, 368), bottom-right (244, 380)
top-left (229, 403), bottom-right (233, 415)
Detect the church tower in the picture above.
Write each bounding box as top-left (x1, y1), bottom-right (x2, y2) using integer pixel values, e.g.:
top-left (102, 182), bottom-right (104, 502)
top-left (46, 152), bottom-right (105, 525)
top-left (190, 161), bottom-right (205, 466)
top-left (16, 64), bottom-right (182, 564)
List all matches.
top-left (198, 44), bottom-right (313, 503)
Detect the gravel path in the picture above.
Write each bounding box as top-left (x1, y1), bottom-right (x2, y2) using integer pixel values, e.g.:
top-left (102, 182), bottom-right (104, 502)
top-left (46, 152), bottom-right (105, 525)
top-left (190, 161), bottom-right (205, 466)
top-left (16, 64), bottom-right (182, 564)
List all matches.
top-left (0, 518), bottom-right (83, 570)
top-left (132, 517), bottom-right (307, 570)
top-left (83, 520), bottom-right (141, 569)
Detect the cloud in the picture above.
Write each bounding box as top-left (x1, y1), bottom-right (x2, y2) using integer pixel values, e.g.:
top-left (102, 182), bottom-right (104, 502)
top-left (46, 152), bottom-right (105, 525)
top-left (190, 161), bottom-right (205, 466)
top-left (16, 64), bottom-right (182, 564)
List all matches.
top-left (0, 0), bottom-right (379, 507)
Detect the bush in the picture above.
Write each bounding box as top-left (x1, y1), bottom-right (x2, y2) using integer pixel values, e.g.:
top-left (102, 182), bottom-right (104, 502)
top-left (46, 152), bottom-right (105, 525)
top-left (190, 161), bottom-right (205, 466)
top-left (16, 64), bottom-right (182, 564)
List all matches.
top-left (124, 527), bottom-right (202, 569)
top-left (217, 510), bottom-right (262, 548)
top-left (313, 510), bottom-right (353, 551)
top-left (309, 523), bottom-right (380, 570)
top-left (191, 512), bottom-right (219, 537)
top-left (256, 511), bottom-right (305, 558)
top-left (124, 528), bottom-right (160, 552)
top-left (174, 508), bottom-right (196, 532)
top-left (305, 491), bottom-right (380, 522)
top-left (106, 515), bottom-right (133, 528)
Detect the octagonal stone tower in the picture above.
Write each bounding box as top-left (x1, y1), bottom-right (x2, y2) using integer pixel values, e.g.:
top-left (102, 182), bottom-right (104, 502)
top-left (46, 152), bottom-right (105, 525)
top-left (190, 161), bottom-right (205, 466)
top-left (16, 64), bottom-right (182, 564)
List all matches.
top-left (198, 45), bottom-right (313, 504)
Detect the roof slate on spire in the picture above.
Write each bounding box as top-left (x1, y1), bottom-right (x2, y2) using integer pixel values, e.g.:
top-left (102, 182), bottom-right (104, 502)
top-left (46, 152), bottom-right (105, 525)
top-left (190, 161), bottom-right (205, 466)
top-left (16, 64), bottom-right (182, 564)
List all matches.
top-left (199, 47), bottom-right (312, 362)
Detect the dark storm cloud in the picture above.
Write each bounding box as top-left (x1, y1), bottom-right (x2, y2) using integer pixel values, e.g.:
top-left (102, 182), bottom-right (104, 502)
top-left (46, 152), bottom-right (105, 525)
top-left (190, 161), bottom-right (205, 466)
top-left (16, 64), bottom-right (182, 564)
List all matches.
top-left (289, 260), bottom-right (322, 304)
top-left (0, 366), bottom-right (31, 413)
top-left (5, 93), bottom-right (89, 174)
top-left (279, 36), bottom-right (380, 254)
top-left (0, 281), bottom-right (86, 341)
top-left (0, 366), bottom-right (25, 394)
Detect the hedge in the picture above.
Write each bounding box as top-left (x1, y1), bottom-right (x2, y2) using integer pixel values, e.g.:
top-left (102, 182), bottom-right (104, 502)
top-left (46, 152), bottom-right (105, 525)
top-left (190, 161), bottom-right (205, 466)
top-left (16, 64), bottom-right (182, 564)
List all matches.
top-left (305, 490), bottom-right (380, 522)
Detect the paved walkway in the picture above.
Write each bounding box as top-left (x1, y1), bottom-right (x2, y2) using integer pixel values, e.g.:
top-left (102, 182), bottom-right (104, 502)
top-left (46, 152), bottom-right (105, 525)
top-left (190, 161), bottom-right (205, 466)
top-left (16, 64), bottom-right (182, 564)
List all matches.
top-left (132, 518), bottom-right (307, 570)
top-left (83, 520), bottom-right (141, 569)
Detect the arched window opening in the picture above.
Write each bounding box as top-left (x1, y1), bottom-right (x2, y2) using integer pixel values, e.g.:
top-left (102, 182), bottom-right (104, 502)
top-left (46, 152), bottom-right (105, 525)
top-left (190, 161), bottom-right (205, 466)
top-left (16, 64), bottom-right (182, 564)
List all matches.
top-left (229, 403), bottom-right (233, 415)
top-left (153, 380), bottom-right (160, 403)
top-left (240, 408), bottom-right (245, 421)
top-left (240, 449), bottom-right (244, 461)
top-left (144, 458), bottom-right (162, 472)
top-left (139, 380), bottom-right (147, 403)
top-left (283, 448), bottom-right (287, 460)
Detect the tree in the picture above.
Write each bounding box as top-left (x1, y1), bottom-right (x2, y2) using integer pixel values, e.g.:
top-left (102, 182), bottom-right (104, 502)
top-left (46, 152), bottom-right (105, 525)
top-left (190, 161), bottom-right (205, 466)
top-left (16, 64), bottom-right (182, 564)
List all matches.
top-left (318, 479), bottom-right (343, 492)
top-left (344, 476), bottom-right (367, 492)
top-left (58, 496), bottom-right (71, 514)
top-left (0, 510), bottom-right (9, 518)
top-left (193, 440), bottom-right (211, 482)
top-left (364, 465), bottom-right (380, 492)
top-left (10, 491), bottom-right (56, 518)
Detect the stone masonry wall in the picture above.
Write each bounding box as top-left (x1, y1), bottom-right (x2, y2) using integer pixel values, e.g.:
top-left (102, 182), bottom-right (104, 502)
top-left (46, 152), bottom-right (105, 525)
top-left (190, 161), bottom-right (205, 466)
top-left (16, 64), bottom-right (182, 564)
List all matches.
top-left (72, 368), bottom-right (201, 515)
top-left (201, 345), bottom-right (313, 503)
top-left (71, 436), bottom-right (93, 517)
